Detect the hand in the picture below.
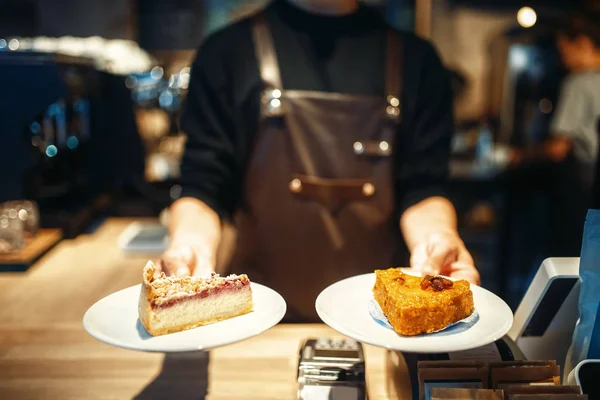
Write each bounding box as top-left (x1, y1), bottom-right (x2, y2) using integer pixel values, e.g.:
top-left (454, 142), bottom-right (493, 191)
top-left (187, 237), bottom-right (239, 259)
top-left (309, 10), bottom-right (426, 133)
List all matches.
top-left (157, 244), bottom-right (213, 277)
top-left (410, 230), bottom-right (480, 285)
top-left (545, 137), bottom-right (571, 162)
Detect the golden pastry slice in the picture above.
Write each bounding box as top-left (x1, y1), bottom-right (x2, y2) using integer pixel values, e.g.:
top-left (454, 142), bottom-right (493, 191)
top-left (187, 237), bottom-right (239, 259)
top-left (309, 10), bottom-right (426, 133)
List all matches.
top-left (373, 268), bottom-right (474, 336)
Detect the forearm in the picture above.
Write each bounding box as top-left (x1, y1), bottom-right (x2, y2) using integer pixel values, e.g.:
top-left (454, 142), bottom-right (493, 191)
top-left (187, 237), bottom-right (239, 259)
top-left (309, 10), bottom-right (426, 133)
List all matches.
top-left (522, 136), bottom-right (573, 163)
top-left (400, 196), bottom-right (458, 252)
top-left (168, 197), bottom-right (222, 265)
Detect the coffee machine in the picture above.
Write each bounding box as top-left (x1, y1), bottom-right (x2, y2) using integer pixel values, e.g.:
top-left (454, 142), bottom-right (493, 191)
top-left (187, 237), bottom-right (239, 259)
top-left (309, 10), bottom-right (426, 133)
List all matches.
top-left (0, 46), bottom-right (146, 237)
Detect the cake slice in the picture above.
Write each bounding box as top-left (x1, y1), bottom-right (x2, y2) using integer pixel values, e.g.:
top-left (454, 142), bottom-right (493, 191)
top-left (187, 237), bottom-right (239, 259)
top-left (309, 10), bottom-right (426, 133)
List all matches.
top-left (138, 261), bottom-right (253, 336)
top-left (373, 268), bottom-right (474, 336)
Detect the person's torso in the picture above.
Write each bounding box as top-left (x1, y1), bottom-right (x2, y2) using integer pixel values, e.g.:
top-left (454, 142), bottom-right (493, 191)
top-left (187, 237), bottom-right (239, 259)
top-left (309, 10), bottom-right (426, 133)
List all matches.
top-left (559, 72), bottom-right (600, 164)
top-left (220, 3), bottom-right (407, 321)
top-left (203, 0), bottom-right (431, 201)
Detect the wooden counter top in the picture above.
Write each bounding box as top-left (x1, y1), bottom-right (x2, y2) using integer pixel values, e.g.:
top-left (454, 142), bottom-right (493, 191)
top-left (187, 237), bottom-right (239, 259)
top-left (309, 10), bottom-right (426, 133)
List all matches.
top-left (0, 218), bottom-right (411, 399)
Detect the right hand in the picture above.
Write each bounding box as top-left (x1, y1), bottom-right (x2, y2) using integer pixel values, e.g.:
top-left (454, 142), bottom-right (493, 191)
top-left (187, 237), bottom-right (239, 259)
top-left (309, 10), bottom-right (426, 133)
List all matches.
top-left (157, 244), bottom-right (213, 277)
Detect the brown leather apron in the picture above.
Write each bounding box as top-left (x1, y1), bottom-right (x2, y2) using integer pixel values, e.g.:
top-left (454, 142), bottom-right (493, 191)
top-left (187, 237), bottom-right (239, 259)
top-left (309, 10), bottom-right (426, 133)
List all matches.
top-left (225, 13), bottom-right (405, 322)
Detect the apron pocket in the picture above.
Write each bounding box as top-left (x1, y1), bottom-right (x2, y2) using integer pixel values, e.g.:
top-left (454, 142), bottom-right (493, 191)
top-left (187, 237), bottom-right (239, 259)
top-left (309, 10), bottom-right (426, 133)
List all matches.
top-left (288, 173), bottom-right (375, 215)
top-left (352, 139), bottom-right (392, 157)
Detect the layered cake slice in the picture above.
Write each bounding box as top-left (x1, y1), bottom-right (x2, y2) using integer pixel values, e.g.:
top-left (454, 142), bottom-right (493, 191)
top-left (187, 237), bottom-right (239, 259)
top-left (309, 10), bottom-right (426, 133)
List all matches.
top-left (373, 268), bottom-right (474, 336)
top-left (138, 261), bottom-right (253, 336)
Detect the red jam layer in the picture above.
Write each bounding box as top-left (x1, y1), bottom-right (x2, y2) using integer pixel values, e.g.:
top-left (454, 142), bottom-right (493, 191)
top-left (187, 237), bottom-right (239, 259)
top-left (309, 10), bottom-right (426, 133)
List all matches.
top-left (152, 279), bottom-right (250, 310)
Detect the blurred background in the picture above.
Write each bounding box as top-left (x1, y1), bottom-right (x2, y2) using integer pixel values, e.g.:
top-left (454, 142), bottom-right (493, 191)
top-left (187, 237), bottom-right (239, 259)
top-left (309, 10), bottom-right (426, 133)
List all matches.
top-left (1, 0), bottom-right (598, 309)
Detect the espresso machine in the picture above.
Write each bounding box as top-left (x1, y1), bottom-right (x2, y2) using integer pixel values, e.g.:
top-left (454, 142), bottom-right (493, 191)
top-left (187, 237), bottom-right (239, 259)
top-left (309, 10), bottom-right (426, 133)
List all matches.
top-left (0, 46), bottom-right (146, 237)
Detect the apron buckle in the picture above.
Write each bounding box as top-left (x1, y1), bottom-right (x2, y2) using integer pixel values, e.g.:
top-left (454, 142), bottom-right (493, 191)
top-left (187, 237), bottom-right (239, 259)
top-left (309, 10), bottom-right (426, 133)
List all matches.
top-left (262, 88), bottom-right (285, 118)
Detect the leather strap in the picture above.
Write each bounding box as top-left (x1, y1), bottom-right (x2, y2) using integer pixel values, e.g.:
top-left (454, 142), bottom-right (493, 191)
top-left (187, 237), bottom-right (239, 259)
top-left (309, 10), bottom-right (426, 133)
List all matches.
top-left (252, 12), bottom-right (283, 90)
top-left (253, 12), bottom-right (403, 102)
top-left (385, 30), bottom-right (403, 121)
top-left (289, 174), bottom-right (375, 215)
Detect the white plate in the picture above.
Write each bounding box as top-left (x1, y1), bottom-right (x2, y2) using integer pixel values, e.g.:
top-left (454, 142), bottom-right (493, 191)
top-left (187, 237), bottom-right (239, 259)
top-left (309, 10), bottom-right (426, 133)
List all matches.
top-left (315, 272), bottom-right (513, 353)
top-left (83, 282), bottom-right (286, 352)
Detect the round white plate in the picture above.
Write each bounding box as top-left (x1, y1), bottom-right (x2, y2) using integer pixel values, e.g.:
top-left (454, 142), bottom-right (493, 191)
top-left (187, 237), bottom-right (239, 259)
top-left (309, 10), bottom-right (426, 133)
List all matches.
top-left (315, 272), bottom-right (513, 353)
top-left (83, 282), bottom-right (286, 352)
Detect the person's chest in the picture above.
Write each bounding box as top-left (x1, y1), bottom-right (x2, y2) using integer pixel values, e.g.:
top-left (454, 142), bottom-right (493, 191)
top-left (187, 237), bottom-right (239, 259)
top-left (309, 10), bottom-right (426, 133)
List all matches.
top-left (587, 77), bottom-right (600, 120)
top-left (268, 19), bottom-right (387, 95)
top-left (222, 14), bottom-right (423, 147)
top-left (224, 14), bottom-right (389, 103)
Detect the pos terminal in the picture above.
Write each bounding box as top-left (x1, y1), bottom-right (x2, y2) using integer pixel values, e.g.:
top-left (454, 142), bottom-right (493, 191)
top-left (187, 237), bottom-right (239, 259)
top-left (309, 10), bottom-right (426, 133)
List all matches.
top-left (508, 257), bottom-right (581, 376)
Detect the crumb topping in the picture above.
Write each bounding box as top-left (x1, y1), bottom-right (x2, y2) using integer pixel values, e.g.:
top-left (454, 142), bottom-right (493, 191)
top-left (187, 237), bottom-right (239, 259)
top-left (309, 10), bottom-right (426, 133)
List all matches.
top-left (142, 260), bottom-right (250, 306)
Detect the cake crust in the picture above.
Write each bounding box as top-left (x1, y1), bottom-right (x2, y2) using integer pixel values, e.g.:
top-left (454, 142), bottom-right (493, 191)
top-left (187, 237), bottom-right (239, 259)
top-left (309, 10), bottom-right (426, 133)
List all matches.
top-left (373, 268), bottom-right (474, 336)
top-left (139, 261), bottom-right (253, 336)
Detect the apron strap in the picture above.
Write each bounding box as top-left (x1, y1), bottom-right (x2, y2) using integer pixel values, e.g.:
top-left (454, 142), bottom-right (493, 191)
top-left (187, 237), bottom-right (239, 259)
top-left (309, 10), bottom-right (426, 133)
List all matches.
top-left (252, 12), bottom-right (283, 91)
top-left (385, 30), bottom-right (403, 122)
top-left (251, 12), bottom-right (403, 121)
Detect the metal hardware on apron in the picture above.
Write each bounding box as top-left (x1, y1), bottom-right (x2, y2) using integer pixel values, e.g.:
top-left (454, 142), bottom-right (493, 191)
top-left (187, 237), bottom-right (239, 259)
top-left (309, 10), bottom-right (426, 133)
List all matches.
top-left (226, 11), bottom-right (405, 322)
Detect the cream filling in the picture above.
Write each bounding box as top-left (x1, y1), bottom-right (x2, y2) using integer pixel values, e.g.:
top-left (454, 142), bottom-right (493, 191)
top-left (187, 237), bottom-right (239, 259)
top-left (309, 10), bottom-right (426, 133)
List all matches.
top-left (149, 288), bottom-right (253, 331)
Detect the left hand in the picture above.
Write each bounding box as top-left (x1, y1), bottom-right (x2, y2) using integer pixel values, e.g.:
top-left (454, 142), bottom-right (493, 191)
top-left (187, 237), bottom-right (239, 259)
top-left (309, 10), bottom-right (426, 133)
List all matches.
top-left (410, 230), bottom-right (480, 285)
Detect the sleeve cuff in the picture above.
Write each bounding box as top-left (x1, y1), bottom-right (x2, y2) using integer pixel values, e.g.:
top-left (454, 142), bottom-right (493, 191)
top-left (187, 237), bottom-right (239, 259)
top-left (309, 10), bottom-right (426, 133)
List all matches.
top-left (398, 185), bottom-right (448, 215)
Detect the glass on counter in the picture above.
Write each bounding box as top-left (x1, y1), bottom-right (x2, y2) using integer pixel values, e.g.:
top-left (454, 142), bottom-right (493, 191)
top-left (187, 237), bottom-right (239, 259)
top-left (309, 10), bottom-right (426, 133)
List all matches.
top-left (0, 209), bottom-right (24, 253)
top-left (1, 200), bottom-right (39, 238)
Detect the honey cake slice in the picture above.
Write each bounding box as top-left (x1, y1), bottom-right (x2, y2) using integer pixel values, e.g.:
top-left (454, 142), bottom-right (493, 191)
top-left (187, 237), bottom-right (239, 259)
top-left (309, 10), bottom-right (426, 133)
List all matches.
top-left (373, 268), bottom-right (474, 336)
top-left (138, 261), bottom-right (253, 336)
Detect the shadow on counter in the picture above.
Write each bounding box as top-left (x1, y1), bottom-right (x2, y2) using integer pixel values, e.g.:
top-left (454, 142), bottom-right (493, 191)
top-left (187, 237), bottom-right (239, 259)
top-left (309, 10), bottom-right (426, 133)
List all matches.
top-left (134, 352), bottom-right (209, 400)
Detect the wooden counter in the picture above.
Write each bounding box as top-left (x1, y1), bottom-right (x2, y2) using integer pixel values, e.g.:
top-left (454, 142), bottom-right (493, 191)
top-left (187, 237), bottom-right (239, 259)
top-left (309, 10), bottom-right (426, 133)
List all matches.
top-left (0, 218), bottom-right (411, 399)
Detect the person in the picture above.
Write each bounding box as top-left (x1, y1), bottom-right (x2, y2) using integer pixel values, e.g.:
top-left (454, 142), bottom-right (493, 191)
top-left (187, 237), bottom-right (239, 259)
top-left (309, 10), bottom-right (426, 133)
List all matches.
top-left (159, 0), bottom-right (480, 322)
top-left (510, 12), bottom-right (600, 256)
top-left (511, 13), bottom-right (600, 176)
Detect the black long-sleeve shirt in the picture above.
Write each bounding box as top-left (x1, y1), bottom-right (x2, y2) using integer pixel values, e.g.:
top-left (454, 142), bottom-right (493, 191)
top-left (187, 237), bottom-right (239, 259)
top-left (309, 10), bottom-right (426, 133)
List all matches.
top-left (179, 0), bottom-right (454, 220)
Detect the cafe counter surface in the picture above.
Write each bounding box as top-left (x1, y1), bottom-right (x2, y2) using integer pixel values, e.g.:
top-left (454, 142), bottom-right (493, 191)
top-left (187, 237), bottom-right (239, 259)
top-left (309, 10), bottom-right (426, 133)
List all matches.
top-left (0, 218), bottom-right (411, 399)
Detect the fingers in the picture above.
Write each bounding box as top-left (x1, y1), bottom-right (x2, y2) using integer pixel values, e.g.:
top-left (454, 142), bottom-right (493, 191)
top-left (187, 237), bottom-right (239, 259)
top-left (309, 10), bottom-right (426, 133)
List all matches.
top-left (421, 234), bottom-right (459, 276)
top-left (159, 257), bottom-right (191, 277)
top-left (445, 261), bottom-right (481, 285)
top-left (410, 237), bottom-right (457, 275)
top-left (159, 247), bottom-right (194, 277)
top-left (410, 242), bottom-right (429, 270)
top-left (190, 256), bottom-right (213, 278)
top-left (410, 234), bottom-right (478, 286)
top-left (157, 245), bottom-right (213, 278)
top-left (457, 246), bottom-right (474, 265)
top-left (172, 245), bottom-right (196, 268)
